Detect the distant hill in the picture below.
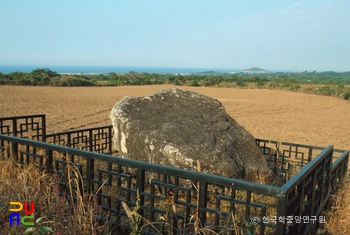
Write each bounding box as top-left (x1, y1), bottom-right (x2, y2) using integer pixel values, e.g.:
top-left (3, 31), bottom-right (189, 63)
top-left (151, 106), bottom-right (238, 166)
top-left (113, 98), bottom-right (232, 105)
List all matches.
top-left (200, 71), bottom-right (217, 74)
top-left (241, 67), bottom-right (269, 73)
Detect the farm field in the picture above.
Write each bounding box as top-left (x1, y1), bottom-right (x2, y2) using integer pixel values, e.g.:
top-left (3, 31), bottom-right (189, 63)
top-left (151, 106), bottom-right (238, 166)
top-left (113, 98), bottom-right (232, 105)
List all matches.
top-left (0, 84), bottom-right (349, 150)
top-left (0, 84), bottom-right (349, 233)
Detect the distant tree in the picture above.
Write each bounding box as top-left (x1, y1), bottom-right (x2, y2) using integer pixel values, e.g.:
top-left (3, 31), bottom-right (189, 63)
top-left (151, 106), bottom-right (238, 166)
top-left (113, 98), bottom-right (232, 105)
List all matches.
top-left (0, 72), bottom-right (8, 84)
top-left (8, 71), bottom-right (31, 85)
top-left (31, 68), bottom-right (60, 85)
top-left (236, 77), bottom-right (246, 87)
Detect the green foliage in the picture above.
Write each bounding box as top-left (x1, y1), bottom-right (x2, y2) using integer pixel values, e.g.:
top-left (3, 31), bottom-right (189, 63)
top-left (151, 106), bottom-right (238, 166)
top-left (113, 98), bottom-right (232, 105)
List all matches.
top-left (1, 68), bottom-right (60, 85)
top-left (30, 68), bottom-right (60, 85)
top-left (0, 72), bottom-right (8, 84)
top-left (189, 79), bottom-right (200, 86)
top-left (1, 68), bottom-right (350, 101)
top-left (290, 84), bottom-right (301, 90)
top-left (247, 76), bottom-right (267, 87)
top-left (23, 216), bottom-right (54, 234)
top-left (344, 92), bottom-right (350, 100)
top-left (236, 78), bottom-right (247, 87)
top-left (318, 85), bottom-right (336, 96)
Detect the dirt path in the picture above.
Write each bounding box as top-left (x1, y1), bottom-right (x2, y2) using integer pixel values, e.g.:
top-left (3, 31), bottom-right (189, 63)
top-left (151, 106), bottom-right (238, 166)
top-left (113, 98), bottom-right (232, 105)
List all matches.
top-left (0, 85), bottom-right (349, 150)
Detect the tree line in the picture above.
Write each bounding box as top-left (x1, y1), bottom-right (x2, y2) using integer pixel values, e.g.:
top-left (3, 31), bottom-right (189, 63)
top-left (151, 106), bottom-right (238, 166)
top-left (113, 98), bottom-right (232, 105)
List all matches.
top-left (1, 68), bottom-right (350, 100)
top-left (0, 68), bottom-right (256, 87)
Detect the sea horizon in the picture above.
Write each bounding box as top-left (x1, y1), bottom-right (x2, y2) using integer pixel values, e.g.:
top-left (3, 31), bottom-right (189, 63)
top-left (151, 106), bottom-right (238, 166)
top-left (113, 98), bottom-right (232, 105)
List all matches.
top-left (0, 64), bottom-right (243, 74)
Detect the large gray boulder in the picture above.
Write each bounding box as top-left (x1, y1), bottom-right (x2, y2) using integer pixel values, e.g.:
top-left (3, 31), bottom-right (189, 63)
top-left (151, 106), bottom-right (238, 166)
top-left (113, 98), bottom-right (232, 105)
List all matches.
top-left (110, 89), bottom-right (272, 183)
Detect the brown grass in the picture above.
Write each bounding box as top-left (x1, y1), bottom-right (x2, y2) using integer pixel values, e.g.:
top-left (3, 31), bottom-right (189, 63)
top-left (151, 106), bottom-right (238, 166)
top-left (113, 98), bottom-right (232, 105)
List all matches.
top-left (1, 84), bottom-right (349, 233)
top-left (0, 156), bottom-right (111, 234)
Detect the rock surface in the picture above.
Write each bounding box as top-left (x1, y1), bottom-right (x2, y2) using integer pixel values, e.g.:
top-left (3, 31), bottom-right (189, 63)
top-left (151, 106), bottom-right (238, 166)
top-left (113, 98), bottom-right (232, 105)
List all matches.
top-left (110, 88), bottom-right (272, 183)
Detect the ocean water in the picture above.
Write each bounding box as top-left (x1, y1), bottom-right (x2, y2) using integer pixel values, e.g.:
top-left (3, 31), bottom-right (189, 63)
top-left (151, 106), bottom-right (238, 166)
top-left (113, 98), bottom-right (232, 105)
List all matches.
top-left (0, 65), bottom-right (240, 74)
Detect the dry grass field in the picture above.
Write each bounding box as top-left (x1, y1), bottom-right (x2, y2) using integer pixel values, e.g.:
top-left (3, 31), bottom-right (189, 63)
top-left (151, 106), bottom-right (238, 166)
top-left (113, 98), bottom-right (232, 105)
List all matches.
top-left (1, 84), bottom-right (349, 233)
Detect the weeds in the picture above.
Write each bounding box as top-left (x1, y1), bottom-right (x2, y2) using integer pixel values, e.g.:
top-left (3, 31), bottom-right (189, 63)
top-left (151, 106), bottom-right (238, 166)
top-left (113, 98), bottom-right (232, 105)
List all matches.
top-left (0, 157), bottom-right (107, 235)
top-left (325, 179), bottom-right (350, 234)
top-left (122, 189), bottom-right (142, 235)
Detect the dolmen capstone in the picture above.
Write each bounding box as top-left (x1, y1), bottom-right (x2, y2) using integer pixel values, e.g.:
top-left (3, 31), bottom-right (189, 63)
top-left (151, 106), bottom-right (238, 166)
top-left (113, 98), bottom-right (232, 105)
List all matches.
top-left (110, 88), bottom-right (272, 184)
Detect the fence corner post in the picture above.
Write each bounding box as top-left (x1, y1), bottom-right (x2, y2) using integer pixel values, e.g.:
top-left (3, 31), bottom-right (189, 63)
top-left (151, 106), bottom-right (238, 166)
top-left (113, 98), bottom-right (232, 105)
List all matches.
top-left (276, 189), bottom-right (287, 235)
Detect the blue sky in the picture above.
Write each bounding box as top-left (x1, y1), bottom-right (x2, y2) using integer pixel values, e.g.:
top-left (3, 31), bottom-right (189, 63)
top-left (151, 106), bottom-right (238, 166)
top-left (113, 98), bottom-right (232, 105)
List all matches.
top-left (1, 0), bottom-right (349, 71)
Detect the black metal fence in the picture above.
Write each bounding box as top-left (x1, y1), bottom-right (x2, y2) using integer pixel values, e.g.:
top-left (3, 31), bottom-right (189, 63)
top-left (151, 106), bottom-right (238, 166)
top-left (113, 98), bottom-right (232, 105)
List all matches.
top-left (255, 139), bottom-right (347, 182)
top-left (0, 114), bottom-right (46, 141)
top-left (0, 114), bottom-right (348, 235)
top-left (46, 125), bottom-right (114, 154)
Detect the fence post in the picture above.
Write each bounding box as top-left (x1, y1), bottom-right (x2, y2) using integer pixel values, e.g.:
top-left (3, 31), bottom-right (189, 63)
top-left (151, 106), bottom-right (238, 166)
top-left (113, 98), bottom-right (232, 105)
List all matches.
top-left (108, 126), bottom-right (113, 154)
top-left (326, 147), bottom-right (333, 201)
top-left (12, 118), bottom-right (18, 160)
top-left (136, 168), bottom-right (145, 217)
top-left (46, 149), bottom-right (53, 172)
top-left (308, 148), bottom-right (313, 162)
top-left (89, 129), bottom-right (93, 152)
top-left (276, 190), bottom-right (287, 235)
top-left (198, 180), bottom-right (208, 224)
top-left (42, 115), bottom-right (46, 142)
top-left (86, 158), bottom-right (95, 194)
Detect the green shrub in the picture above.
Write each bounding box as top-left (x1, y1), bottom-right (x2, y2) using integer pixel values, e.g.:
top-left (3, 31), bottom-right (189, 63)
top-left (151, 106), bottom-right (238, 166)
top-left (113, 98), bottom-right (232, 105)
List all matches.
top-left (269, 82), bottom-right (280, 88)
top-left (236, 78), bottom-right (247, 87)
top-left (189, 80), bottom-right (200, 86)
top-left (344, 92), bottom-right (350, 100)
